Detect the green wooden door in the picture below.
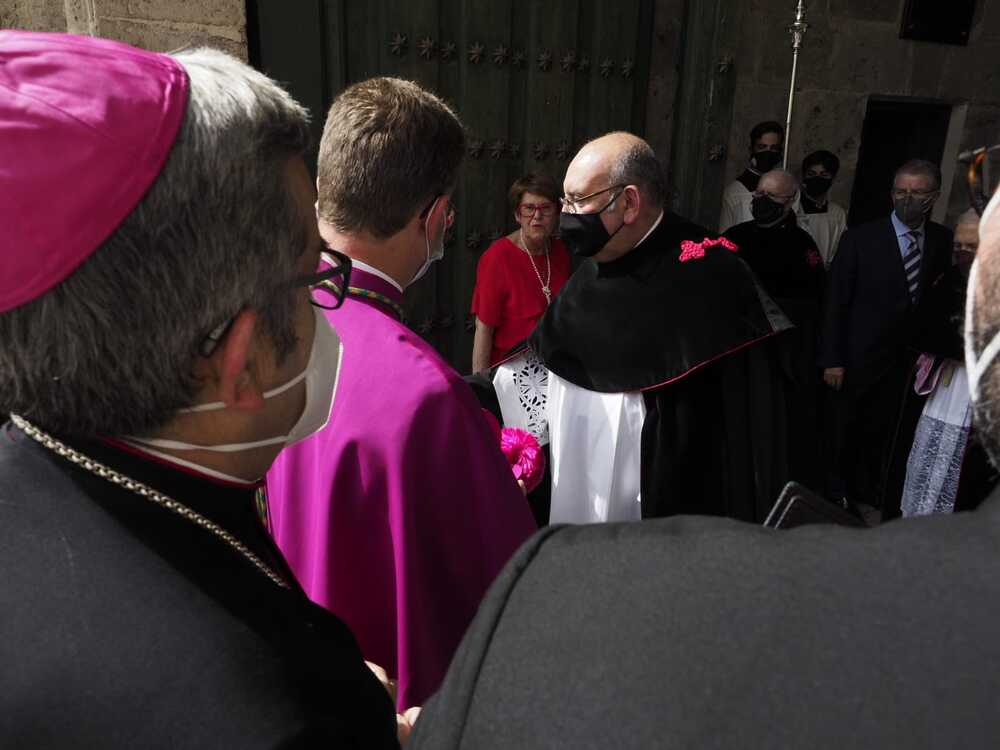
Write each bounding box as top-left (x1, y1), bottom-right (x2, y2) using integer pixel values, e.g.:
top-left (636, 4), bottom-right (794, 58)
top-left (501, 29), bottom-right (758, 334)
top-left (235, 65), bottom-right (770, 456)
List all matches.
top-left (249, 0), bottom-right (653, 371)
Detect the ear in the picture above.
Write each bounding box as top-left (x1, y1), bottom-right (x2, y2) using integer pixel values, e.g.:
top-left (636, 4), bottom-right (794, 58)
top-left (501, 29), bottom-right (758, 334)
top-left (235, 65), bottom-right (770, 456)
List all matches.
top-left (623, 185), bottom-right (643, 224)
top-left (212, 309), bottom-right (267, 412)
top-left (423, 195), bottom-right (447, 231)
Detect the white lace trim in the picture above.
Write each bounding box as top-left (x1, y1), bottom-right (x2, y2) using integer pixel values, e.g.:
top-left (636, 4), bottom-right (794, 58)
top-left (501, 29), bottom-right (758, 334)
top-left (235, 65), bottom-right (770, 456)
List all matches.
top-left (493, 350), bottom-right (550, 445)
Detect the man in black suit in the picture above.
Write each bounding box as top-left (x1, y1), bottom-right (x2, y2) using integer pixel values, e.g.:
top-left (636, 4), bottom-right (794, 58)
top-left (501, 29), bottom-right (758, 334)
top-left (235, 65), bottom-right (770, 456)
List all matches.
top-left (820, 159), bottom-right (952, 508)
top-left (409, 183), bottom-right (1000, 750)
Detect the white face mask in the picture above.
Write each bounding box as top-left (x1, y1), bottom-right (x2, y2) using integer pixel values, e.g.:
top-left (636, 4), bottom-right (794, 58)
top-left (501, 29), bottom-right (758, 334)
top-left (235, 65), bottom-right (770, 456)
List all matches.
top-left (409, 195), bottom-right (447, 286)
top-left (130, 307), bottom-right (341, 453)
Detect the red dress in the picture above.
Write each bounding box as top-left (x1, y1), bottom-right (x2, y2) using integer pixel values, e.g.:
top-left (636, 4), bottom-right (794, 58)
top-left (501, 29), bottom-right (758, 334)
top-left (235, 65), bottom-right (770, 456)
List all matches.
top-left (471, 236), bottom-right (571, 366)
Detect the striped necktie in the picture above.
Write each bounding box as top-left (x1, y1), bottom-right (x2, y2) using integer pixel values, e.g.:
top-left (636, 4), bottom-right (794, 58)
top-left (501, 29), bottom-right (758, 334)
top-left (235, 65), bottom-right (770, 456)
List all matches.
top-left (903, 230), bottom-right (922, 303)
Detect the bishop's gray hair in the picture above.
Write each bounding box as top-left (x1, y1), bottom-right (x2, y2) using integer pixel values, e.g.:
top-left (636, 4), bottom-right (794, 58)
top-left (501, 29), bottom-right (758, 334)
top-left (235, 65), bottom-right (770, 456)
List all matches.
top-left (0, 48), bottom-right (311, 438)
top-left (606, 134), bottom-right (666, 208)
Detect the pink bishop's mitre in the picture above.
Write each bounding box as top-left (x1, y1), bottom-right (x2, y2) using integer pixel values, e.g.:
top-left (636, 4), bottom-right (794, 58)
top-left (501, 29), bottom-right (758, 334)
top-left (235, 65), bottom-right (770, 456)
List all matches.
top-left (0, 31), bottom-right (189, 313)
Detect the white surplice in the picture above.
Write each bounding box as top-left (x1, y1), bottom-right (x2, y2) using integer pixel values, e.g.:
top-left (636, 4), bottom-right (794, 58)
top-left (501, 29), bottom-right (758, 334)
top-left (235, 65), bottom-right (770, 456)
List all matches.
top-left (546, 372), bottom-right (646, 524)
top-left (795, 199), bottom-right (847, 268)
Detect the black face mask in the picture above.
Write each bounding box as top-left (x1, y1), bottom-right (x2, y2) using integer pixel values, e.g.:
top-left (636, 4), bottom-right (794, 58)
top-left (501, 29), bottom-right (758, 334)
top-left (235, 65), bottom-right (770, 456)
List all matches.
top-left (751, 150), bottom-right (782, 174)
top-left (803, 175), bottom-right (833, 197)
top-left (751, 195), bottom-right (786, 226)
top-left (559, 197), bottom-right (626, 258)
top-left (893, 195), bottom-right (934, 228)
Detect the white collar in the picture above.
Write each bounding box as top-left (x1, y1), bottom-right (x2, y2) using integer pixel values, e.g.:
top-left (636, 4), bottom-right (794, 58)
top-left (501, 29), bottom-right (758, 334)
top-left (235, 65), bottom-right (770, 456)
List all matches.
top-left (636, 210), bottom-right (665, 248)
top-left (350, 259), bottom-right (404, 293)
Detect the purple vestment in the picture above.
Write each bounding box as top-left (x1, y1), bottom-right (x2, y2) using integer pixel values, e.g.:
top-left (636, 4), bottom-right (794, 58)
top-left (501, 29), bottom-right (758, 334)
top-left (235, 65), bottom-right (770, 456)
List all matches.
top-left (266, 267), bottom-right (536, 710)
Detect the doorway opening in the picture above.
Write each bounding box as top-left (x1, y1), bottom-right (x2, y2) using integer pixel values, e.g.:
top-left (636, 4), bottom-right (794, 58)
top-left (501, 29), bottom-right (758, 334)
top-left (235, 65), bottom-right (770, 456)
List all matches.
top-left (847, 98), bottom-right (952, 227)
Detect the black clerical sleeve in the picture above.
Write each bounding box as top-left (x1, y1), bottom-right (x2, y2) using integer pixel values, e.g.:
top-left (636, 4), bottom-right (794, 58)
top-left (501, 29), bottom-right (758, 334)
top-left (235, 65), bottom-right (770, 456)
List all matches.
top-left (912, 265), bottom-right (967, 361)
top-left (0, 422), bottom-right (398, 749)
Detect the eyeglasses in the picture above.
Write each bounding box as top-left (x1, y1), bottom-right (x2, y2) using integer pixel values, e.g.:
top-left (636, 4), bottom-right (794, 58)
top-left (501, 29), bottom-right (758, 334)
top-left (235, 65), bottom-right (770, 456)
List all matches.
top-left (300, 249), bottom-right (353, 310)
top-left (891, 188), bottom-right (939, 200)
top-left (753, 189), bottom-right (796, 202)
top-left (559, 184), bottom-right (626, 214)
top-left (959, 144), bottom-right (1000, 216)
top-left (518, 201), bottom-right (556, 218)
top-left (198, 249), bottom-right (352, 358)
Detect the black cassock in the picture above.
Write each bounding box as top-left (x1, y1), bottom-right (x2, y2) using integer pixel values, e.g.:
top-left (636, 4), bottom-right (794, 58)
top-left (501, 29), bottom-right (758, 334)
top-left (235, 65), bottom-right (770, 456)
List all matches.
top-left (0, 419), bottom-right (398, 749)
top-left (725, 215), bottom-right (826, 490)
top-left (528, 213), bottom-right (792, 523)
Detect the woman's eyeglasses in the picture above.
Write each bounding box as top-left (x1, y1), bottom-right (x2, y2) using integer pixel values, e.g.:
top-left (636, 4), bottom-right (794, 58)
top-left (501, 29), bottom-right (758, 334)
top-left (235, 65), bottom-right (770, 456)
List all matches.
top-left (518, 202), bottom-right (556, 218)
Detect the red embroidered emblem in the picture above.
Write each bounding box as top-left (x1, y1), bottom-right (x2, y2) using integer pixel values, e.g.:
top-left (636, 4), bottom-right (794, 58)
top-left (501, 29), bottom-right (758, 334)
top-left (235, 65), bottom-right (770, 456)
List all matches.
top-left (679, 236), bottom-right (739, 263)
top-left (806, 248), bottom-right (822, 267)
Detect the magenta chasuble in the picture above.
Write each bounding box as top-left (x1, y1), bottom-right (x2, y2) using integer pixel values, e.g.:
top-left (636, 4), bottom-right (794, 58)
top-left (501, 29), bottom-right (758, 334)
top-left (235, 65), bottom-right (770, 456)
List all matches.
top-left (266, 267), bottom-right (536, 710)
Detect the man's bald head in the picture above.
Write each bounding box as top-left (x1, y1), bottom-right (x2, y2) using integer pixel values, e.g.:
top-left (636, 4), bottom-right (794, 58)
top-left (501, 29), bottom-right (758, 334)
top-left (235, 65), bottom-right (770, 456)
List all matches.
top-left (757, 169), bottom-right (798, 198)
top-left (561, 131), bottom-right (666, 263)
top-left (752, 169), bottom-right (798, 227)
top-left (569, 132), bottom-right (665, 207)
top-left (967, 189), bottom-right (1000, 466)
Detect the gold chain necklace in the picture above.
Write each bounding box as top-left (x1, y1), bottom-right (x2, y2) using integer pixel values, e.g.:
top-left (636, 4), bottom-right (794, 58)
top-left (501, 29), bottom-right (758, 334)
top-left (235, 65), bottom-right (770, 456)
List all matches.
top-left (518, 229), bottom-right (552, 303)
top-left (10, 414), bottom-right (290, 590)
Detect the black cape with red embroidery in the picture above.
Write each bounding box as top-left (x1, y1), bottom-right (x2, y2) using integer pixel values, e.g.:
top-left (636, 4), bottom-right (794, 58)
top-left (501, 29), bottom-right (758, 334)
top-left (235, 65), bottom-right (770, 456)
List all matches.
top-left (528, 212), bottom-right (794, 521)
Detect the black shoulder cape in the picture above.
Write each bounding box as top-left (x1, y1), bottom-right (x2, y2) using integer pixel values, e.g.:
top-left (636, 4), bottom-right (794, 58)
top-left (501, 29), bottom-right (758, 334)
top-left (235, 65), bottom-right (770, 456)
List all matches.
top-left (529, 212), bottom-right (792, 393)
top-left (0, 420), bottom-right (398, 748)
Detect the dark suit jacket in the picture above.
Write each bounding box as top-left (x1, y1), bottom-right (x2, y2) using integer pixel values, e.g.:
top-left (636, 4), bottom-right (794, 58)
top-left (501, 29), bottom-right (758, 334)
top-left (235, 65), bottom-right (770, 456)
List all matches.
top-left (820, 216), bottom-right (952, 383)
top-left (411, 490), bottom-right (1000, 749)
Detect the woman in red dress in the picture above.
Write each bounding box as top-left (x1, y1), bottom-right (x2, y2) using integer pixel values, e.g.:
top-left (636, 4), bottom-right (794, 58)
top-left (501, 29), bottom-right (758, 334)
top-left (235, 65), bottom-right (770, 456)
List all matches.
top-left (471, 172), bottom-right (571, 371)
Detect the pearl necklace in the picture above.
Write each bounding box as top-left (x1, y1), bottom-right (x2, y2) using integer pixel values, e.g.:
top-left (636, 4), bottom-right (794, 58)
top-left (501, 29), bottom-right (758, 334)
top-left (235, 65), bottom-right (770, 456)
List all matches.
top-left (10, 414), bottom-right (290, 590)
top-left (519, 229), bottom-right (552, 303)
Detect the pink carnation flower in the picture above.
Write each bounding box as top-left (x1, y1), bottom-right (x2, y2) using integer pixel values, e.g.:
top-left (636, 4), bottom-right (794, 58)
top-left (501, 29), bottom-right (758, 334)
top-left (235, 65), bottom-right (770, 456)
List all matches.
top-left (679, 236), bottom-right (739, 263)
top-left (500, 428), bottom-right (546, 494)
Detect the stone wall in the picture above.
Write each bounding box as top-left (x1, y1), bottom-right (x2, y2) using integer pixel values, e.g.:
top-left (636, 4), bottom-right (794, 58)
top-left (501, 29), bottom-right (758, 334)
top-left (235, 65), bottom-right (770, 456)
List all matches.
top-left (0, 0), bottom-right (246, 59)
top-left (5, 0), bottom-right (995, 226)
top-left (0, 0), bottom-right (65, 31)
top-left (718, 0), bottom-right (1000, 225)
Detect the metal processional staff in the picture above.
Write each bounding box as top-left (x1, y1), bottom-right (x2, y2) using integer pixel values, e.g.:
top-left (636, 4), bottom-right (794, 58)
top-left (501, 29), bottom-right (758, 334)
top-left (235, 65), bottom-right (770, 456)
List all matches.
top-left (783, 0), bottom-right (809, 169)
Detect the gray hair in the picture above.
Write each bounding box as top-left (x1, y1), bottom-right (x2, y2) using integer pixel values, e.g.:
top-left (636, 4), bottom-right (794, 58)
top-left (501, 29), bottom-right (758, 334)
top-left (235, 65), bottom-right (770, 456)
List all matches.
top-left (895, 159), bottom-right (942, 191)
top-left (606, 134), bottom-right (666, 207)
top-left (957, 208), bottom-right (980, 227)
top-left (759, 169), bottom-right (800, 195)
top-left (0, 48), bottom-right (311, 438)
